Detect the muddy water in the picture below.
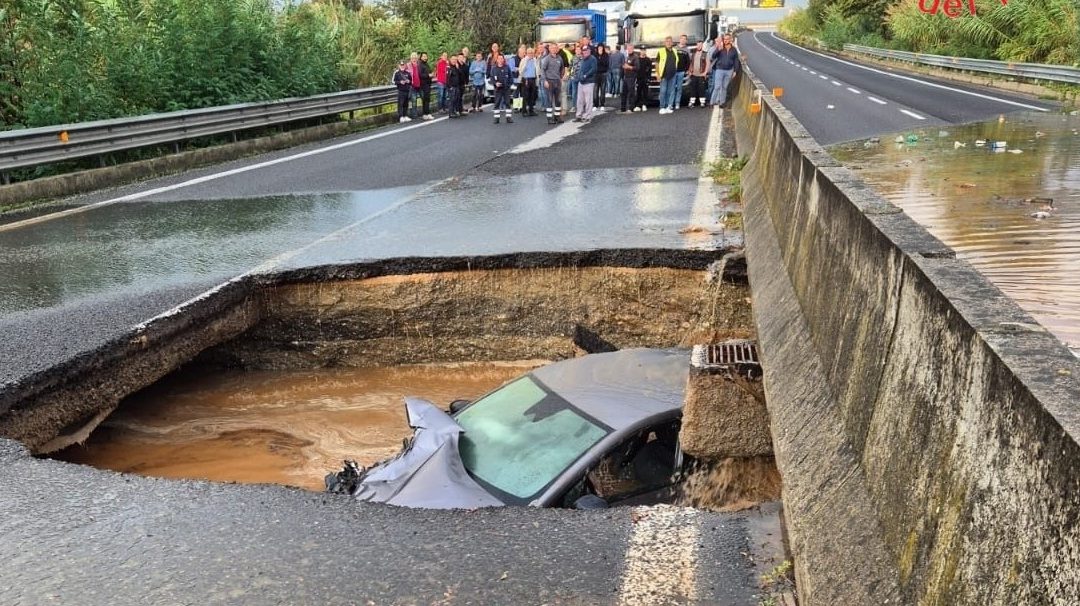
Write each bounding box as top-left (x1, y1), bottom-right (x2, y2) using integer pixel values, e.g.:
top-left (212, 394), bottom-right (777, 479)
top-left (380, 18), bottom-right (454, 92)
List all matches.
top-left (830, 112), bottom-right (1080, 353)
top-left (57, 362), bottom-right (539, 490)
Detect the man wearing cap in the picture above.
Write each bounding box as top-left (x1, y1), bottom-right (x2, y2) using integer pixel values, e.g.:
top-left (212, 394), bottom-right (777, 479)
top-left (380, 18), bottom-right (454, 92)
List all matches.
top-left (541, 42), bottom-right (565, 125)
top-left (393, 60), bottom-right (413, 123)
top-left (619, 43), bottom-right (639, 113)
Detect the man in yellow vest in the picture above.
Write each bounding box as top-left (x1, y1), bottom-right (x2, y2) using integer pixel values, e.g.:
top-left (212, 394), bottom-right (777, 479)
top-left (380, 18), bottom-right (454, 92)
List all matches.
top-left (655, 36), bottom-right (681, 114)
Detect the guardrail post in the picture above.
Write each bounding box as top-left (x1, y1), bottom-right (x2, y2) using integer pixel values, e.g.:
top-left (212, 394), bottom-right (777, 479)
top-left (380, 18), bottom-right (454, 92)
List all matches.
top-left (1, 171), bottom-right (10, 186)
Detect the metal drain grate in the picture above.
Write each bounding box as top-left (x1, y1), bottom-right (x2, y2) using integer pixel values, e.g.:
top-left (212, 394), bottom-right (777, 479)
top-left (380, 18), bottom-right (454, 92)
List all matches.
top-left (691, 340), bottom-right (761, 380)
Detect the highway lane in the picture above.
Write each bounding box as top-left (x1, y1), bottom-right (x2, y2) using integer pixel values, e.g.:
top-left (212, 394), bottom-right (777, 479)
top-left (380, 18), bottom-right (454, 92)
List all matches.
top-left (738, 31), bottom-right (1054, 144)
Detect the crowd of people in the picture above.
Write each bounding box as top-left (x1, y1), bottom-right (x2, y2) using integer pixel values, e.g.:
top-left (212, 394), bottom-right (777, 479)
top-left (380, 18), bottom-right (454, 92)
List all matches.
top-left (392, 33), bottom-right (741, 125)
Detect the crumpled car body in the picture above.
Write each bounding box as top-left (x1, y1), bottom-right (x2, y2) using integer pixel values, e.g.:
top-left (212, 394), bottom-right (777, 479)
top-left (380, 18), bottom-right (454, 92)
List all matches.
top-left (327, 348), bottom-right (691, 509)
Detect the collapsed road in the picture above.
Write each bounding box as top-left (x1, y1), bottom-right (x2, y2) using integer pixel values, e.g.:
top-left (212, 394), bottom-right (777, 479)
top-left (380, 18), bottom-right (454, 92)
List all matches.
top-left (0, 106), bottom-right (791, 605)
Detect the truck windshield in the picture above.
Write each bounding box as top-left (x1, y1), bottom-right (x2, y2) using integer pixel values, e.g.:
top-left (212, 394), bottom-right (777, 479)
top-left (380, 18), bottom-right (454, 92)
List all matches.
top-left (456, 376), bottom-right (610, 504)
top-left (629, 14), bottom-right (705, 46)
top-left (538, 22), bottom-right (588, 43)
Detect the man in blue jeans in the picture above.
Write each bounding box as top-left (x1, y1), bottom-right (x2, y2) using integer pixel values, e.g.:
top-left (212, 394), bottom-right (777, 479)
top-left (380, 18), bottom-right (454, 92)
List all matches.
top-left (673, 35), bottom-right (690, 110)
top-left (709, 34), bottom-right (741, 107)
top-left (655, 37), bottom-right (680, 114)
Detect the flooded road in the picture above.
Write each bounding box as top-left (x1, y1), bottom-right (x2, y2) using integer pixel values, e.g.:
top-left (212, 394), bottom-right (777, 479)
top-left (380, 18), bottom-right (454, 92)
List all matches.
top-left (831, 111), bottom-right (1080, 353)
top-left (56, 362), bottom-right (539, 490)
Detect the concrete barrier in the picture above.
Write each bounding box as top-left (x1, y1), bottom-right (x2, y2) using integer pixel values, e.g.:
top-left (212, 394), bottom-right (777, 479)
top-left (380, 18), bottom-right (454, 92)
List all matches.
top-left (732, 68), bottom-right (1080, 604)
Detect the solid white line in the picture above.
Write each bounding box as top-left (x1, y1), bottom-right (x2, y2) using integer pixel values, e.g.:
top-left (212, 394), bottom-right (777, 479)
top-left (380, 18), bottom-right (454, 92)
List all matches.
top-left (0, 112), bottom-right (455, 233)
top-left (689, 106), bottom-right (724, 233)
top-left (900, 109), bottom-right (926, 120)
top-left (847, 87), bottom-right (861, 94)
top-left (767, 32), bottom-right (1049, 112)
top-left (868, 96), bottom-right (888, 105)
top-left (617, 506), bottom-right (702, 605)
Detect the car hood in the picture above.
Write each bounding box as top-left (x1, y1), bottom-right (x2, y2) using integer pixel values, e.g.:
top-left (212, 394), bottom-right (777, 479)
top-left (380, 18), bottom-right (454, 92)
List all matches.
top-left (351, 397), bottom-right (505, 509)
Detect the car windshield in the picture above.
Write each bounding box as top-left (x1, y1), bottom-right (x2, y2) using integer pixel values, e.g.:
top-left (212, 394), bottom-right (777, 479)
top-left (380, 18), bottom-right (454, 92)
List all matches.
top-left (456, 376), bottom-right (610, 503)
top-left (629, 15), bottom-right (705, 46)
top-left (537, 22), bottom-right (588, 43)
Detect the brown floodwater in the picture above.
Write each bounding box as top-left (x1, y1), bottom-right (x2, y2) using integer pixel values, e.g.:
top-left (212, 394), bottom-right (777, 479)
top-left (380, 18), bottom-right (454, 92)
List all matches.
top-left (830, 111), bottom-right (1080, 354)
top-left (56, 362), bottom-right (541, 490)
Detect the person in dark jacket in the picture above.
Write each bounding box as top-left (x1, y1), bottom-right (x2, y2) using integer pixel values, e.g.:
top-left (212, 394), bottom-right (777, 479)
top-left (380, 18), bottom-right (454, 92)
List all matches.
top-left (418, 52), bottom-right (433, 120)
top-left (709, 34), bottom-right (741, 107)
top-left (574, 45), bottom-right (598, 122)
top-left (636, 48), bottom-right (652, 112)
top-left (455, 52), bottom-right (470, 114)
top-left (673, 34), bottom-right (691, 110)
top-left (593, 44), bottom-right (610, 109)
top-left (446, 55), bottom-right (464, 118)
top-left (393, 60), bottom-right (413, 123)
top-left (489, 53), bottom-right (514, 124)
top-left (620, 43), bottom-right (639, 113)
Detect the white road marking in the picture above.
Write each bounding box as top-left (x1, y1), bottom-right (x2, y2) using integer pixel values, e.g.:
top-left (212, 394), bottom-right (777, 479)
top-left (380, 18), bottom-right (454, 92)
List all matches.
top-left (900, 109), bottom-right (926, 120)
top-left (689, 105), bottom-right (725, 236)
top-left (810, 70), bottom-right (817, 75)
top-left (801, 67), bottom-right (808, 71)
top-left (868, 96), bottom-right (888, 105)
top-left (831, 80), bottom-right (842, 86)
top-left (847, 87), bottom-right (861, 94)
top-left (765, 32), bottom-right (1049, 112)
top-left (819, 75), bottom-right (828, 80)
top-left (617, 506), bottom-right (702, 606)
top-left (506, 119), bottom-right (585, 153)
top-left (0, 109), bottom-right (467, 233)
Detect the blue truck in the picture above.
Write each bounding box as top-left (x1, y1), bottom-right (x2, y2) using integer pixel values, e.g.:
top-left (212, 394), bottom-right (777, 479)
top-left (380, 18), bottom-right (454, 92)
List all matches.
top-left (535, 9), bottom-right (608, 45)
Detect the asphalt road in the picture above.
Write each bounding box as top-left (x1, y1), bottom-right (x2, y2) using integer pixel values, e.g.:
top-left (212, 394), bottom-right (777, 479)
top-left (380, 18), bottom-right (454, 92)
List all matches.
top-left (738, 31), bottom-right (1054, 144)
top-left (0, 106), bottom-right (771, 604)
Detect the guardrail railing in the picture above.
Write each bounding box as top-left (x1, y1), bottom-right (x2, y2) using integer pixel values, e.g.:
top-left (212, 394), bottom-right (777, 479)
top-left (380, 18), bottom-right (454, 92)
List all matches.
top-left (0, 85), bottom-right (399, 179)
top-left (843, 44), bottom-right (1080, 86)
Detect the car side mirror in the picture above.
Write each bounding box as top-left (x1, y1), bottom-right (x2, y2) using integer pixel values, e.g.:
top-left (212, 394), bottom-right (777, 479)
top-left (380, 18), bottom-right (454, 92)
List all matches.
top-left (574, 494), bottom-right (609, 510)
top-left (448, 399), bottom-right (471, 414)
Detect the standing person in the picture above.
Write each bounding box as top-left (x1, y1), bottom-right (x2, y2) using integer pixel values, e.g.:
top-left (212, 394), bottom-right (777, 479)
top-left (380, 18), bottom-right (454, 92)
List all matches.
top-left (393, 60), bottom-right (413, 123)
top-left (574, 44), bottom-right (597, 122)
top-left (655, 37), bottom-right (680, 114)
top-left (536, 43), bottom-right (549, 111)
top-left (435, 52), bottom-right (449, 112)
top-left (636, 48), bottom-right (652, 112)
top-left (418, 52), bottom-right (433, 120)
top-left (489, 53), bottom-right (514, 124)
top-left (687, 41), bottom-right (708, 107)
top-left (568, 45), bottom-right (582, 108)
top-left (446, 55), bottom-right (463, 118)
top-left (541, 42), bottom-right (564, 124)
top-left (470, 51), bottom-right (487, 113)
top-left (456, 53), bottom-right (469, 115)
top-left (593, 44), bottom-right (610, 110)
top-left (609, 45), bottom-right (624, 98)
top-left (709, 34), bottom-right (741, 107)
top-left (518, 46), bottom-right (539, 117)
top-left (559, 43), bottom-right (573, 121)
top-left (673, 35), bottom-right (691, 110)
top-left (620, 43), bottom-right (639, 113)
top-left (408, 52), bottom-right (422, 118)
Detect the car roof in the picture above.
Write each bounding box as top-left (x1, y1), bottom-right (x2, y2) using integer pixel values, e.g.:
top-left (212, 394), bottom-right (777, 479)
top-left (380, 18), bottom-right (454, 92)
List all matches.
top-left (530, 348), bottom-right (689, 429)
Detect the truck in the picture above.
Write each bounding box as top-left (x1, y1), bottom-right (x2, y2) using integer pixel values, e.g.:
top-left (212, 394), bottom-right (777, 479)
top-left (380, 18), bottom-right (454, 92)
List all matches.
top-left (621, 0), bottom-right (723, 103)
top-left (535, 9), bottom-right (607, 46)
top-left (587, 2), bottom-right (628, 49)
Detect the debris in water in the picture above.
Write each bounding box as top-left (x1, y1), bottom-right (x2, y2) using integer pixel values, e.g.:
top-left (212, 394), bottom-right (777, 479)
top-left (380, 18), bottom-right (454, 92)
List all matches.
top-left (992, 141), bottom-right (1008, 150)
top-left (958, 182), bottom-right (977, 188)
top-left (975, 139), bottom-right (987, 146)
top-left (1031, 211), bottom-right (1053, 220)
top-left (868, 137), bottom-right (880, 144)
top-left (905, 134), bottom-right (919, 144)
top-left (1024, 197), bottom-right (1053, 206)
top-left (678, 457), bottom-right (782, 512)
top-left (1035, 131), bottom-right (1046, 138)
top-left (894, 135), bottom-right (905, 144)
top-left (938, 130), bottom-right (949, 137)
top-left (954, 141), bottom-right (967, 149)
top-left (1008, 149), bottom-right (1023, 154)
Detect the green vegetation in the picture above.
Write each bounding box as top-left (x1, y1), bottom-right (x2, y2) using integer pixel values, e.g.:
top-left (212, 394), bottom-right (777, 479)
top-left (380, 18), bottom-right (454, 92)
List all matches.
top-left (708, 156), bottom-right (747, 203)
top-left (758, 559), bottom-right (795, 606)
top-left (779, 0), bottom-right (1080, 65)
top-left (0, 0), bottom-right (552, 132)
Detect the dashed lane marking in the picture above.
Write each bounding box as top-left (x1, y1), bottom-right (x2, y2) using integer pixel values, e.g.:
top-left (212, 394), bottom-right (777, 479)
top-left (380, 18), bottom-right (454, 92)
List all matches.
top-left (900, 109), bottom-right (926, 120)
top-left (847, 87), bottom-right (861, 94)
top-left (766, 32), bottom-right (1049, 112)
top-left (831, 80), bottom-right (842, 86)
top-left (868, 96), bottom-right (888, 105)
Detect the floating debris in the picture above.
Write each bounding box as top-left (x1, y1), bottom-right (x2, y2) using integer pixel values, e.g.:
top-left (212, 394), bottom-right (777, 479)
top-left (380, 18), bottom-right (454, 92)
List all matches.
top-left (1031, 211), bottom-right (1052, 220)
top-left (954, 141), bottom-right (967, 149)
top-left (1008, 149), bottom-right (1023, 154)
top-left (906, 134), bottom-right (919, 144)
top-left (991, 141), bottom-right (1008, 150)
top-left (894, 135), bottom-right (905, 144)
top-left (938, 130), bottom-right (950, 137)
top-left (1035, 131), bottom-right (1046, 138)
top-left (975, 139), bottom-right (987, 146)
top-left (959, 183), bottom-right (978, 188)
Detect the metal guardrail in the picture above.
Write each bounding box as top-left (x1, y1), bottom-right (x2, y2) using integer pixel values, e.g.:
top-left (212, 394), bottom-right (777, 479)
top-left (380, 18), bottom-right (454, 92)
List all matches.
top-left (0, 86), bottom-right (399, 175)
top-left (843, 44), bottom-right (1080, 85)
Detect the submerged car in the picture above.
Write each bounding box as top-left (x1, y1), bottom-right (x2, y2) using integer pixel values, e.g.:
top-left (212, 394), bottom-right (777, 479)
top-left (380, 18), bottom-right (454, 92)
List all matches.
top-left (326, 348), bottom-right (691, 509)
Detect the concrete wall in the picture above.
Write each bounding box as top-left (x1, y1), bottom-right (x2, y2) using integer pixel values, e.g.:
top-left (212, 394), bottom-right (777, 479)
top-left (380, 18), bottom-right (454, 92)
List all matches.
top-left (732, 70), bottom-right (1080, 604)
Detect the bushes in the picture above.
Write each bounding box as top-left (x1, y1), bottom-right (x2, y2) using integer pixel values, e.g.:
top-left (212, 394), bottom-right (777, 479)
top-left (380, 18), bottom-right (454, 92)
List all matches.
top-left (1, 0), bottom-right (495, 130)
top-left (780, 0), bottom-right (1080, 65)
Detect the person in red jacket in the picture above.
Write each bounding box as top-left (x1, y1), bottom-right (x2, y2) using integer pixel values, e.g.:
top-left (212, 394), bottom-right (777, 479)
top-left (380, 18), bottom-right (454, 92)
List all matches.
top-left (435, 52), bottom-right (449, 112)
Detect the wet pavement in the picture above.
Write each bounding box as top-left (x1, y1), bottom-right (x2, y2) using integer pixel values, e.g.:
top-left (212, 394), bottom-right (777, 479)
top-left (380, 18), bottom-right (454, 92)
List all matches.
top-left (831, 111), bottom-right (1080, 353)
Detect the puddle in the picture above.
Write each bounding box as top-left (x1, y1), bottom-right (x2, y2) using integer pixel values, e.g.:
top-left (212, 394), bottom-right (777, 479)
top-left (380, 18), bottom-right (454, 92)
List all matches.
top-left (831, 112), bottom-right (1080, 352)
top-left (55, 362), bottom-right (538, 490)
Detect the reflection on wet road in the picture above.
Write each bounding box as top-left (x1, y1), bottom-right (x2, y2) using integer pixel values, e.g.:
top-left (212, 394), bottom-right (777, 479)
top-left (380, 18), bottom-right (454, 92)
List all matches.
top-left (58, 362), bottom-right (538, 490)
top-left (831, 112), bottom-right (1080, 352)
top-left (0, 166), bottom-right (725, 317)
